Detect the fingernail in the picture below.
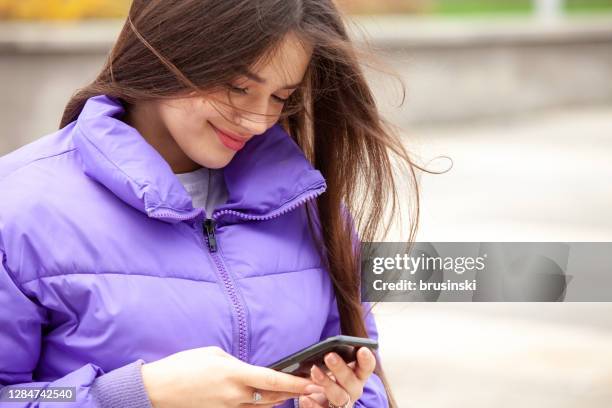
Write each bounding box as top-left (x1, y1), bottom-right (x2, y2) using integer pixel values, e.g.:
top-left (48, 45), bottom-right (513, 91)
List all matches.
top-left (311, 365), bottom-right (325, 381)
top-left (326, 353), bottom-right (338, 365)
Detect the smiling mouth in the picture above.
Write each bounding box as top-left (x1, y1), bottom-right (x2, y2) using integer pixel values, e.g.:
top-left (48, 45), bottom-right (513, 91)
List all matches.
top-left (209, 123), bottom-right (248, 142)
top-left (209, 122), bottom-right (248, 151)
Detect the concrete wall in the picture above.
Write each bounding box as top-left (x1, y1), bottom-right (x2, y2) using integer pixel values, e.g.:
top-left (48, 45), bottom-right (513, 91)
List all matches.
top-left (1, 16), bottom-right (612, 153)
top-left (0, 21), bottom-right (114, 153)
top-left (354, 15), bottom-right (612, 126)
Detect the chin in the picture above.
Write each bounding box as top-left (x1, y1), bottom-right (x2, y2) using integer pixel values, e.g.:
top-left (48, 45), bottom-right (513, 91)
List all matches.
top-left (197, 154), bottom-right (233, 169)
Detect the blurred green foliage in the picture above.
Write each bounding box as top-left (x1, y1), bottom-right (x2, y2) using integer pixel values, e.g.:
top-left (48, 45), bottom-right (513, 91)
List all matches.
top-left (433, 0), bottom-right (612, 15)
top-left (340, 0), bottom-right (612, 15)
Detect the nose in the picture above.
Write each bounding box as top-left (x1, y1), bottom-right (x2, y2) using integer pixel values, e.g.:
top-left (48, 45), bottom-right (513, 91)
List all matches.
top-left (232, 97), bottom-right (278, 136)
top-left (234, 112), bottom-right (273, 137)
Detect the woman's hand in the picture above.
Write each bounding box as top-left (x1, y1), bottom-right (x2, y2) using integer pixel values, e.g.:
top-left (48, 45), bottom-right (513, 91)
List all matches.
top-left (141, 346), bottom-right (323, 408)
top-left (299, 347), bottom-right (377, 408)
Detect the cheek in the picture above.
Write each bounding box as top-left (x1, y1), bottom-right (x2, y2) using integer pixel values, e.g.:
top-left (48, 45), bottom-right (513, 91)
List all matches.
top-left (163, 104), bottom-right (210, 139)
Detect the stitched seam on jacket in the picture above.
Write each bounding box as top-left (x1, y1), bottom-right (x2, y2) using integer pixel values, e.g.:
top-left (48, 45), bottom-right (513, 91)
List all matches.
top-left (0, 249), bottom-right (31, 297)
top-left (19, 267), bottom-right (325, 286)
top-left (19, 271), bottom-right (218, 286)
top-left (240, 266), bottom-right (325, 279)
top-left (272, 169), bottom-right (320, 212)
top-left (0, 148), bottom-right (77, 183)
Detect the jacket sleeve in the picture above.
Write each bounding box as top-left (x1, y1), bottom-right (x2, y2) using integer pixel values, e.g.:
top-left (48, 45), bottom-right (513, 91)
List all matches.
top-left (317, 203), bottom-right (389, 408)
top-left (0, 250), bottom-right (153, 408)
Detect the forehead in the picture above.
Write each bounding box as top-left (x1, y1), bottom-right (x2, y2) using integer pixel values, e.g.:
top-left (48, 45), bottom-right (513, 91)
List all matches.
top-left (246, 32), bottom-right (313, 87)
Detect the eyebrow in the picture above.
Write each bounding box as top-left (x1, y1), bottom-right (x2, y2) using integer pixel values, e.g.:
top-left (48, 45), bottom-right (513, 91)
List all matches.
top-left (242, 70), bottom-right (303, 90)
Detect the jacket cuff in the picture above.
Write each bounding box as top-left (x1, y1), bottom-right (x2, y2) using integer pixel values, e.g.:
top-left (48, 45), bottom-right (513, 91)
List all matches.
top-left (90, 359), bottom-right (153, 408)
top-left (354, 372), bottom-right (389, 408)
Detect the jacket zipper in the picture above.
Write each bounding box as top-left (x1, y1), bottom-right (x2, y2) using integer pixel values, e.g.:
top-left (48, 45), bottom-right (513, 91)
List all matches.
top-left (203, 219), bottom-right (217, 252)
top-left (153, 183), bottom-right (327, 364)
top-left (211, 185), bottom-right (326, 223)
top-left (201, 216), bottom-right (250, 362)
top-left (205, 185), bottom-right (327, 364)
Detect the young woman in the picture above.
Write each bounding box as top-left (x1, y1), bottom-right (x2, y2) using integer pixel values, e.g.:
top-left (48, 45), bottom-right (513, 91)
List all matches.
top-left (0, 1), bottom-right (419, 407)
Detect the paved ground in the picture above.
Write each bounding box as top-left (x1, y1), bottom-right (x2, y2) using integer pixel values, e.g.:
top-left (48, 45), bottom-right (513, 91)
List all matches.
top-left (376, 302), bottom-right (612, 408)
top-left (375, 105), bottom-right (612, 407)
top-left (386, 105), bottom-right (612, 242)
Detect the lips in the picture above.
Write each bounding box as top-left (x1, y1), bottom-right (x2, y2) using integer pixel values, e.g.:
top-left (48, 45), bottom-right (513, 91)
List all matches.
top-left (210, 123), bottom-right (248, 151)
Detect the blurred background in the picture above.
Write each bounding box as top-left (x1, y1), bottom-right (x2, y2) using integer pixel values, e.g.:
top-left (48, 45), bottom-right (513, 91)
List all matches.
top-left (1, 1), bottom-right (611, 407)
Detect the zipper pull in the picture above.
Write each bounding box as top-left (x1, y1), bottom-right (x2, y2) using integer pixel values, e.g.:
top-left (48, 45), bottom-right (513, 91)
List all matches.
top-left (204, 218), bottom-right (217, 253)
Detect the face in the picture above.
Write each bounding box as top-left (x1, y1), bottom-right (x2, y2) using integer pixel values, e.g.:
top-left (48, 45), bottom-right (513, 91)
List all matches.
top-left (151, 32), bottom-right (312, 172)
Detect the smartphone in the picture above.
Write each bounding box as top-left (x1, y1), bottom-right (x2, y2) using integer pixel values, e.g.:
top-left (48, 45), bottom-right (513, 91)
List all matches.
top-left (267, 335), bottom-right (378, 378)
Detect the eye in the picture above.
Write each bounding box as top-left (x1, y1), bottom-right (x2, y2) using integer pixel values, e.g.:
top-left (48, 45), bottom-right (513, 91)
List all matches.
top-left (228, 84), bottom-right (248, 95)
top-left (272, 95), bottom-right (288, 103)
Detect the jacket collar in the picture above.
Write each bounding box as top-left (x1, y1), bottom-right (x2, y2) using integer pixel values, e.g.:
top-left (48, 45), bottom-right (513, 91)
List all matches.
top-left (73, 95), bottom-right (326, 224)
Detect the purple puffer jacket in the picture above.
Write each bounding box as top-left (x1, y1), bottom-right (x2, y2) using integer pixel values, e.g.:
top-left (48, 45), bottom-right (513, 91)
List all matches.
top-left (0, 95), bottom-right (388, 407)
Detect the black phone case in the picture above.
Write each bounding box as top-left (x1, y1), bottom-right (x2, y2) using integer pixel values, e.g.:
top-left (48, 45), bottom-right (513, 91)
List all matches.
top-left (267, 335), bottom-right (378, 378)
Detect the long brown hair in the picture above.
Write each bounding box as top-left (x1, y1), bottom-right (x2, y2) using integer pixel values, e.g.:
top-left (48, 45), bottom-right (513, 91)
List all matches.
top-left (61, 1), bottom-right (424, 406)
